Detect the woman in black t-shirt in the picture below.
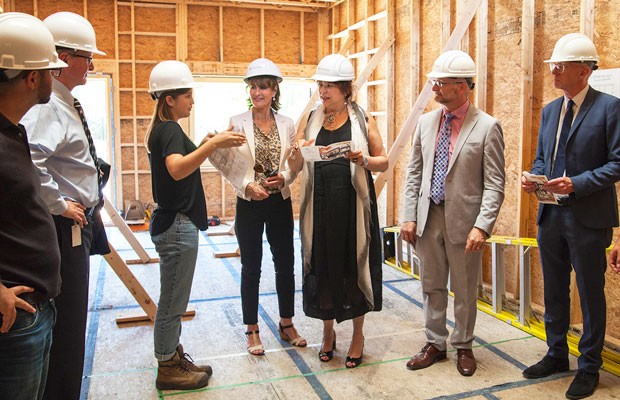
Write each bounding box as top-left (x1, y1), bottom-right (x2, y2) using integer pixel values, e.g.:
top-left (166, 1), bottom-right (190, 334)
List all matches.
top-left (145, 60), bottom-right (245, 391)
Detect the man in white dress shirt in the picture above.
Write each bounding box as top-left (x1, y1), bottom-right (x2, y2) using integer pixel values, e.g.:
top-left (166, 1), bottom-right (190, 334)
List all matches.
top-left (20, 12), bottom-right (108, 400)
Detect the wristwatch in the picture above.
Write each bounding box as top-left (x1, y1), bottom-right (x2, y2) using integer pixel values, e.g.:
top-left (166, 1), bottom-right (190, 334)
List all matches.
top-left (362, 156), bottom-right (369, 168)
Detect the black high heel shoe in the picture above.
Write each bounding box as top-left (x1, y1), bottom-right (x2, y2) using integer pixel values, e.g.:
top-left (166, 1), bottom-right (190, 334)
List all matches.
top-left (345, 337), bottom-right (364, 368)
top-left (318, 330), bottom-right (336, 362)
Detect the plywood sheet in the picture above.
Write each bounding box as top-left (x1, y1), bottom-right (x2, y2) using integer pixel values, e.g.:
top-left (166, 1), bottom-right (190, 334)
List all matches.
top-left (136, 118), bottom-right (151, 144)
top-left (135, 36), bottom-right (176, 60)
top-left (134, 5), bottom-right (176, 33)
top-left (222, 7), bottom-right (261, 62)
top-left (136, 63), bottom-right (155, 89)
top-left (121, 147), bottom-right (135, 170)
top-left (118, 5), bottom-right (132, 32)
top-left (138, 172), bottom-right (153, 204)
top-left (303, 12), bottom-right (319, 64)
top-left (202, 172), bottom-right (223, 214)
top-left (354, 0), bottom-right (366, 23)
top-left (136, 92), bottom-right (154, 116)
top-left (187, 5), bottom-right (220, 62)
top-left (122, 174), bottom-right (136, 201)
top-left (118, 35), bottom-right (133, 60)
top-left (37, 0), bottom-right (82, 19)
top-left (120, 91), bottom-right (134, 117)
top-left (120, 119), bottom-right (134, 143)
top-left (119, 63), bottom-right (133, 89)
top-left (137, 146), bottom-right (150, 171)
top-left (264, 10), bottom-right (300, 64)
top-left (12, 1), bottom-right (34, 14)
top-left (88, 0), bottom-right (115, 58)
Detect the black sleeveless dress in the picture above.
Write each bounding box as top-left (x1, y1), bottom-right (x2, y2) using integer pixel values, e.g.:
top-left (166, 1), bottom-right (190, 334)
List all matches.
top-left (303, 119), bottom-right (382, 322)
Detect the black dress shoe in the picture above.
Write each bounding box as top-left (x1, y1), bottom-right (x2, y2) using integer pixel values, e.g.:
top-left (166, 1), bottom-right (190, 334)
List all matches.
top-left (565, 370), bottom-right (599, 400)
top-left (523, 355), bottom-right (569, 379)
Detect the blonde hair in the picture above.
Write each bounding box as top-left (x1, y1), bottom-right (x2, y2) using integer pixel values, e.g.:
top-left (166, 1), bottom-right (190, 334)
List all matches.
top-left (144, 88), bottom-right (191, 153)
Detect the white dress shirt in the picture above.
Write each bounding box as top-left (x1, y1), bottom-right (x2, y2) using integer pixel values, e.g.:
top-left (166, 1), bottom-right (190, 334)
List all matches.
top-left (21, 80), bottom-right (99, 215)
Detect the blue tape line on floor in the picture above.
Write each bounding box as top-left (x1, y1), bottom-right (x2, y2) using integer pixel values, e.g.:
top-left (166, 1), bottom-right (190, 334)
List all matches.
top-left (205, 231), bottom-right (332, 399)
top-left (384, 281), bottom-right (527, 371)
top-left (82, 257), bottom-right (108, 400)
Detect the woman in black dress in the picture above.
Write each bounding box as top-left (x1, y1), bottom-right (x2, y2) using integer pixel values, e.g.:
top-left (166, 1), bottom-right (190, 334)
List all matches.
top-left (296, 54), bottom-right (388, 368)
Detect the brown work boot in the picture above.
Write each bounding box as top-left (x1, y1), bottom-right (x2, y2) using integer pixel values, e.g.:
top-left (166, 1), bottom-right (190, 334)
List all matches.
top-left (156, 352), bottom-right (210, 390)
top-left (177, 344), bottom-right (213, 376)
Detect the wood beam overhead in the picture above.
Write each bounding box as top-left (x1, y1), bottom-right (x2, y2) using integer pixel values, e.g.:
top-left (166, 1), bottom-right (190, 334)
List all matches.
top-left (127, 0), bottom-right (338, 12)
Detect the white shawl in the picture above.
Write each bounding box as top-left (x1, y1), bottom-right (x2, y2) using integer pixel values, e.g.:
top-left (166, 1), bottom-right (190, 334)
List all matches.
top-left (299, 102), bottom-right (375, 309)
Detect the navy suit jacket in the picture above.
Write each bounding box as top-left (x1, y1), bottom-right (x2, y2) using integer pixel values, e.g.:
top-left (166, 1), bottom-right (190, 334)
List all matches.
top-left (531, 87), bottom-right (620, 229)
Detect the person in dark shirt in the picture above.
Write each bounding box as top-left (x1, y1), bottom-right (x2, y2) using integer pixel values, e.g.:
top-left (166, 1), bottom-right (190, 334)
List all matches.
top-left (145, 60), bottom-right (246, 391)
top-left (0, 12), bottom-right (67, 400)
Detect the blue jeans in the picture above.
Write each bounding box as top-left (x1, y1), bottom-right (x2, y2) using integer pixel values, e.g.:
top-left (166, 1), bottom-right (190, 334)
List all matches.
top-left (151, 213), bottom-right (199, 360)
top-left (0, 298), bottom-right (56, 400)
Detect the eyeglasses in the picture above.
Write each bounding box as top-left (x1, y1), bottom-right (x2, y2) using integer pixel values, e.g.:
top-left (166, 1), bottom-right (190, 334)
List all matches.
top-left (548, 63), bottom-right (568, 74)
top-left (50, 68), bottom-right (63, 78)
top-left (548, 62), bottom-right (593, 74)
top-left (72, 54), bottom-right (93, 65)
top-left (430, 79), bottom-right (466, 88)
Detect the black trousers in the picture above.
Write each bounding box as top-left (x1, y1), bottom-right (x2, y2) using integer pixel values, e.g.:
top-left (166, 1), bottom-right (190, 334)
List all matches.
top-left (43, 215), bottom-right (93, 400)
top-left (236, 195), bottom-right (295, 325)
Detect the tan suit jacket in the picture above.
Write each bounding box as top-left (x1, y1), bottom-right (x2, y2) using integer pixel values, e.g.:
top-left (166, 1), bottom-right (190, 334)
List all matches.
top-left (402, 104), bottom-right (505, 243)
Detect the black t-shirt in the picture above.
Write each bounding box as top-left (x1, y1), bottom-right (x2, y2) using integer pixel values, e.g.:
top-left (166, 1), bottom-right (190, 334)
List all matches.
top-left (0, 113), bottom-right (61, 301)
top-left (148, 121), bottom-right (207, 236)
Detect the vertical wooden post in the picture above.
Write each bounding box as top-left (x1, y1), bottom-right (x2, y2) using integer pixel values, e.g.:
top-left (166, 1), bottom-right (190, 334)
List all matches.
top-left (516, 0), bottom-right (535, 299)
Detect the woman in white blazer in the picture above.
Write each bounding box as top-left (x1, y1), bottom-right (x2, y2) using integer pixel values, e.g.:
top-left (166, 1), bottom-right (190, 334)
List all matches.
top-left (224, 58), bottom-right (306, 355)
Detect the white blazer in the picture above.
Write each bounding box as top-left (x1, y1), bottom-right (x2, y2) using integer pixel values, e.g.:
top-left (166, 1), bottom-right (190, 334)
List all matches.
top-left (228, 110), bottom-right (298, 201)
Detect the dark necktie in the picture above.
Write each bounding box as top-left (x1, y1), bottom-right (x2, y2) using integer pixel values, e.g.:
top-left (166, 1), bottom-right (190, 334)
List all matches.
top-left (430, 113), bottom-right (455, 204)
top-left (73, 98), bottom-right (101, 190)
top-left (551, 99), bottom-right (574, 179)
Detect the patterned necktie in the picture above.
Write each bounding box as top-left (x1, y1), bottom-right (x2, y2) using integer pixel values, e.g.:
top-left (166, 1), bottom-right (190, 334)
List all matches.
top-left (73, 98), bottom-right (101, 188)
top-left (430, 113), bottom-right (456, 204)
top-left (550, 99), bottom-right (574, 179)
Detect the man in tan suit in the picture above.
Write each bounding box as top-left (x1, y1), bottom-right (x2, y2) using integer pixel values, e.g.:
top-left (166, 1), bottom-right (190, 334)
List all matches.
top-left (401, 50), bottom-right (505, 376)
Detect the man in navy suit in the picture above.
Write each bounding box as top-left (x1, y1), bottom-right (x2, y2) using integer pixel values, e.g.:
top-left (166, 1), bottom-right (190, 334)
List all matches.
top-left (521, 33), bottom-right (620, 400)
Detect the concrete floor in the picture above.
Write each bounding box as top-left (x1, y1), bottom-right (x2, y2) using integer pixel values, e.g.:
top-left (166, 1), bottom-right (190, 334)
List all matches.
top-left (80, 223), bottom-right (620, 399)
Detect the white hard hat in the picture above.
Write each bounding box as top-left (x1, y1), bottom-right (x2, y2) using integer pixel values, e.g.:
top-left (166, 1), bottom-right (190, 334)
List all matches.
top-left (43, 12), bottom-right (106, 56)
top-left (312, 54), bottom-right (355, 82)
top-left (0, 12), bottom-right (67, 80)
top-left (148, 60), bottom-right (200, 99)
top-left (544, 33), bottom-right (599, 64)
top-left (427, 50), bottom-right (476, 78)
top-left (244, 58), bottom-right (282, 83)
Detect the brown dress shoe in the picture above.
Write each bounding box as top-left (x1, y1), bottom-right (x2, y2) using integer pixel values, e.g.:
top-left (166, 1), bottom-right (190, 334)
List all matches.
top-left (456, 349), bottom-right (476, 376)
top-left (406, 343), bottom-right (447, 370)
